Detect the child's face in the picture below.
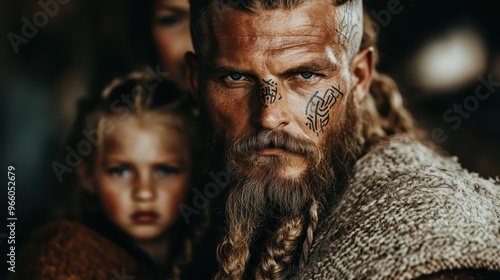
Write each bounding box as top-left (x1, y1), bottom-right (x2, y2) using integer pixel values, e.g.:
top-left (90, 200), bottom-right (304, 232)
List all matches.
top-left (153, 0), bottom-right (193, 91)
top-left (94, 115), bottom-right (191, 241)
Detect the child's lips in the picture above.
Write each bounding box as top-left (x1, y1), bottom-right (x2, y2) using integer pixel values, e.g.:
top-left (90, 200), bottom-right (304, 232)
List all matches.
top-left (131, 211), bottom-right (159, 224)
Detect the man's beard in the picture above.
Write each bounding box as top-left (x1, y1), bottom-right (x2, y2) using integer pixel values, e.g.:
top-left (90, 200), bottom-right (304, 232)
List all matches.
top-left (204, 93), bottom-right (365, 275)
top-left (224, 130), bottom-right (334, 224)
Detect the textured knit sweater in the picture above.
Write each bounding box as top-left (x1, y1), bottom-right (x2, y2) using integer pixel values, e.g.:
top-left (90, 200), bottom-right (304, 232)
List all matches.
top-left (16, 209), bottom-right (217, 279)
top-left (15, 219), bottom-right (155, 280)
top-left (296, 135), bottom-right (500, 279)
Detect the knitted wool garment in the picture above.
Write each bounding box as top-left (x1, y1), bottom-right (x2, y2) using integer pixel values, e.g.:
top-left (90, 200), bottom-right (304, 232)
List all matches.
top-left (15, 220), bottom-right (153, 280)
top-left (296, 135), bottom-right (500, 279)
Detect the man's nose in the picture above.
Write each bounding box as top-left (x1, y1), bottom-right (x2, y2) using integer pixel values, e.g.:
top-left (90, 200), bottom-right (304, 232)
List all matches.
top-left (251, 81), bottom-right (290, 130)
top-left (132, 177), bottom-right (156, 201)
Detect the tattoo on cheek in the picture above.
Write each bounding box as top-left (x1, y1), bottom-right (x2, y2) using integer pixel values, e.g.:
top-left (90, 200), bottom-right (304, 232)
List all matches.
top-left (305, 85), bottom-right (344, 136)
top-left (258, 79), bottom-right (282, 107)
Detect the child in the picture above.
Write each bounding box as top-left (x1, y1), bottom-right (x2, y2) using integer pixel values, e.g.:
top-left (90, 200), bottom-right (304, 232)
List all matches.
top-left (17, 72), bottom-right (208, 280)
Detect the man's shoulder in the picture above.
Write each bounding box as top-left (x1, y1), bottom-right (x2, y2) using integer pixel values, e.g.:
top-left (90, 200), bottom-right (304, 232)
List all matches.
top-left (298, 134), bottom-right (500, 279)
top-left (338, 135), bottom-right (499, 220)
top-left (16, 219), bottom-right (142, 280)
top-left (353, 133), bottom-right (499, 201)
top-left (356, 134), bottom-right (464, 176)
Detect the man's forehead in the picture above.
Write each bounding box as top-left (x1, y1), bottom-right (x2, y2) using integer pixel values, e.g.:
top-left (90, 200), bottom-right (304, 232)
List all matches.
top-left (209, 1), bottom-right (339, 46)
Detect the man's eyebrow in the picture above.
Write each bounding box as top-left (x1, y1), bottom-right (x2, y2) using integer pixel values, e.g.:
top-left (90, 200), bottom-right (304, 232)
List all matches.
top-left (206, 60), bottom-right (337, 77)
top-left (209, 65), bottom-right (252, 75)
top-left (283, 60), bottom-right (338, 74)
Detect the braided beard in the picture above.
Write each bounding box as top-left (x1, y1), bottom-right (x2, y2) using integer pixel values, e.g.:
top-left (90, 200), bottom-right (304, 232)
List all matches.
top-left (207, 93), bottom-right (364, 279)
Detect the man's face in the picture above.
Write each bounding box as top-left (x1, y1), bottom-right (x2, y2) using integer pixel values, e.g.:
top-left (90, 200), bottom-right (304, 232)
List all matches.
top-left (198, 1), bottom-right (356, 181)
top-left (188, 2), bottom-right (369, 276)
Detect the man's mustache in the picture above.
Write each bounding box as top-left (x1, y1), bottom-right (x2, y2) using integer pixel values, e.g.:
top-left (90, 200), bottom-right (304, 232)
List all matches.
top-left (228, 130), bottom-right (319, 159)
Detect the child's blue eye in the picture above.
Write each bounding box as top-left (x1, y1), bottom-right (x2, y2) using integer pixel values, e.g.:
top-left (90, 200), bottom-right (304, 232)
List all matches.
top-left (156, 16), bottom-right (181, 27)
top-left (157, 165), bottom-right (180, 176)
top-left (107, 166), bottom-right (130, 177)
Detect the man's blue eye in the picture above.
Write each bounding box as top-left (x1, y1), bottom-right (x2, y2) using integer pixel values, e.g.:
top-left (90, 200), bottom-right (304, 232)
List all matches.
top-left (228, 73), bottom-right (244, 81)
top-left (157, 16), bottom-right (180, 26)
top-left (300, 72), bottom-right (314, 79)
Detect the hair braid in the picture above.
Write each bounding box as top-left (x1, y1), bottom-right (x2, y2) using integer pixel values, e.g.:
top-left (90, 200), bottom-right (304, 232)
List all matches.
top-left (358, 9), bottom-right (422, 148)
top-left (215, 224), bottom-right (254, 280)
top-left (299, 199), bottom-right (319, 269)
top-left (255, 216), bottom-right (305, 280)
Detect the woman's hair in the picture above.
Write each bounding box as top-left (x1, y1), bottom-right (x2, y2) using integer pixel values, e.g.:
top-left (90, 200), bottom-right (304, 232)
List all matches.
top-left (128, 0), bottom-right (163, 67)
top-left (68, 72), bottom-right (208, 279)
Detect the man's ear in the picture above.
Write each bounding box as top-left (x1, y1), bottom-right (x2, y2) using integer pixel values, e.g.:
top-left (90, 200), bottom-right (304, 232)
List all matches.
top-left (76, 163), bottom-right (96, 193)
top-left (185, 51), bottom-right (200, 103)
top-left (350, 47), bottom-right (375, 105)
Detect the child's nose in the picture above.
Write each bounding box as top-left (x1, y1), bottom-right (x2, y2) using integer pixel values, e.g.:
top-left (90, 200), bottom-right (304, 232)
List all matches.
top-left (133, 178), bottom-right (156, 201)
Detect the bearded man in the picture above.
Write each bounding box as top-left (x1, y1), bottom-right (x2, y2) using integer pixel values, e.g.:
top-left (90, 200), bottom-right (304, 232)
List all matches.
top-left (185, 0), bottom-right (500, 279)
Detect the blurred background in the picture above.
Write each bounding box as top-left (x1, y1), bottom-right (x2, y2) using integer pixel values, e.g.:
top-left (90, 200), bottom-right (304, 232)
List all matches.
top-left (1, 0), bottom-right (499, 277)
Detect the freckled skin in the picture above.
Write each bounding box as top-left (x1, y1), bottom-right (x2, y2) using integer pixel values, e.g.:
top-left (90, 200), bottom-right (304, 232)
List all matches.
top-left (197, 1), bottom-right (355, 179)
top-left (92, 115), bottom-right (191, 241)
top-left (153, 0), bottom-right (193, 90)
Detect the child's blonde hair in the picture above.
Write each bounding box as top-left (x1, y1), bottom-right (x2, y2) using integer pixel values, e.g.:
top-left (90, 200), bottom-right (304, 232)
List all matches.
top-left (83, 71), bottom-right (198, 167)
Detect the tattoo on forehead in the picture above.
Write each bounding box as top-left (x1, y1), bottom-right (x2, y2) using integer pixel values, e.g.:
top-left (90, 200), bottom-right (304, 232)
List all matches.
top-left (305, 85), bottom-right (344, 136)
top-left (258, 79), bottom-right (282, 107)
top-left (335, 10), bottom-right (361, 57)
